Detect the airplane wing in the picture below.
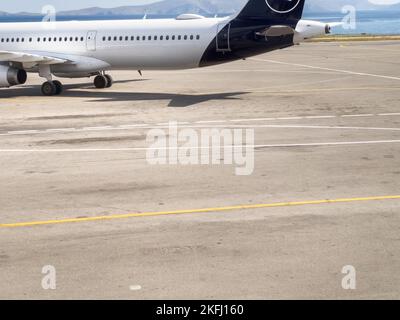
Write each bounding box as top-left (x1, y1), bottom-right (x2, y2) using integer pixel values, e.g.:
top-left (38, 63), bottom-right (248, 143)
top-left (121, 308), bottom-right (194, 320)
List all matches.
top-left (0, 50), bottom-right (68, 65)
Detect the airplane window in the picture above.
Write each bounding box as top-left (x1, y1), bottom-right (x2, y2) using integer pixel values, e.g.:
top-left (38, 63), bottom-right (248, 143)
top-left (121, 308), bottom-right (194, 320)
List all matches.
top-left (22, 38), bottom-right (25, 42)
top-left (166, 35), bottom-right (170, 40)
top-left (196, 35), bottom-right (200, 40)
top-left (16, 38), bottom-right (19, 42)
top-left (29, 38), bottom-right (32, 42)
top-left (64, 37), bottom-right (68, 41)
top-left (172, 35), bottom-right (175, 40)
top-left (160, 36), bottom-right (164, 40)
top-left (178, 35), bottom-right (182, 40)
top-left (137, 36), bottom-right (140, 41)
top-left (11, 38), bottom-right (14, 42)
top-left (154, 35), bottom-right (158, 40)
top-left (37, 38), bottom-right (40, 42)
top-left (70, 37), bottom-right (73, 41)
top-left (184, 35), bottom-right (188, 40)
top-left (43, 38), bottom-right (46, 42)
top-left (54, 37), bottom-right (57, 41)
top-left (142, 36), bottom-right (146, 41)
top-left (125, 36), bottom-right (129, 41)
top-left (114, 36), bottom-right (117, 41)
top-left (75, 37), bottom-right (78, 41)
top-left (190, 35), bottom-right (194, 40)
top-left (81, 37), bottom-right (84, 41)
top-left (59, 37), bottom-right (62, 41)
top-left (108, 36), bottom-right (111, 41)
top-left (119, 36), bottom-right (122, 41)
top-left (148, 36), bottom-right (152, 40)
top-left (131, 36), bottom-right (135, 41)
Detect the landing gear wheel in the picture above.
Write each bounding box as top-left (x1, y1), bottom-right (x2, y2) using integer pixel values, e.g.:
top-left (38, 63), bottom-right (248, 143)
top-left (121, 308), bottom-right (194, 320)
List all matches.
top-left (41, 81), bottom-right (57, 96)
top-left (94, 75), bottom-right (108, 89)
top-left (53, 80), bottom-right (63, 95)
top-left (104, 74), bottom-right (113, 88)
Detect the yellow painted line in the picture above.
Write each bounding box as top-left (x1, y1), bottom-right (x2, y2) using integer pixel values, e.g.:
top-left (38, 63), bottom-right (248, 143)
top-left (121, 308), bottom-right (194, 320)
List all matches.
top-left (1, 195), bottom-right (400, 229)
top-left (310, 36), bottom-right (400, 42)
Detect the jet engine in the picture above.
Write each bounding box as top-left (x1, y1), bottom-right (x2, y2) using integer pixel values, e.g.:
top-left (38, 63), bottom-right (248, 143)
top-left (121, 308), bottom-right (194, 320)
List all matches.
top-left (294, 20), bottom-right (336, 44)
top-left (0, 65), bottom-right (27, 88)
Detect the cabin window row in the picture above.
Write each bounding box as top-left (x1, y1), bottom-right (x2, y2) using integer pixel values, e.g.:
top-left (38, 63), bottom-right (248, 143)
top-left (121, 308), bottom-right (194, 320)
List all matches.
top-left (0, 37), bottom-right (85, 43)
top-left (1, 34), bottom-right (202, 44)
top-left (102, 35), bottom-right (201, 42)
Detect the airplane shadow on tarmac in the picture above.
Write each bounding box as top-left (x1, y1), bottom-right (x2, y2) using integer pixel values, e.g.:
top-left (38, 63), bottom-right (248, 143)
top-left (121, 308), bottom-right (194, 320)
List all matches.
top-left (0, 79), bottom-right (248, 107)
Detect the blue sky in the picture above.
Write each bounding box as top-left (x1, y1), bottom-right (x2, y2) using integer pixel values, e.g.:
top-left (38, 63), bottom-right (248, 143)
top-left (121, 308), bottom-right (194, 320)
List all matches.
top-left (1, 0), bottom-right (160, 13)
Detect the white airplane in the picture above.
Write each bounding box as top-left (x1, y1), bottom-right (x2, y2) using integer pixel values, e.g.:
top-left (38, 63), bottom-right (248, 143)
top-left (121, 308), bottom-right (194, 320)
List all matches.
top-left (0, 0), bottom-right (338, 96)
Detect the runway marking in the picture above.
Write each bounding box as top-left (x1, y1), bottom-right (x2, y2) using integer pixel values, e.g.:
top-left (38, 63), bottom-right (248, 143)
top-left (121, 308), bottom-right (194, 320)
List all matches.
top-left (249, 124), bottom-right (400, 131)
top-left (118, 124), bottom-right (149, 128)
top-left (1, 113), bottom-right (400, 137)
top-left (45, 128), bottom-right (77, 133)
top-left (129, 285), bottom-right (142, 291)
top-left (195, 120), bottom-right (227, 124)
top-left (303, 115), bottom-right (337, 119)
top-left (378, 113), bottom-right (400, 116)
top-left (341, 114), bottom-right (375, 118)
top-left (250, 58), bottom-right (400, 81)
top-left (229, 118), bottom-right (276, 122)
top-left (82, 126), bottom-right (113, 131)
top-left (276, 117), bottom-right (304, 120)
top-left (9, 130), bottom-right (39, 135)
top-left (0, 139), bottom-right (400, 153)
top-left (1, 195), bottom-right (400, 228)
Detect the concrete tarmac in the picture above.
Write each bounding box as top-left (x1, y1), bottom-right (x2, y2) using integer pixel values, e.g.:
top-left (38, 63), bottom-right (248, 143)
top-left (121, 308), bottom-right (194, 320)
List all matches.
top-left (0, 41), bottom-right (399, 299)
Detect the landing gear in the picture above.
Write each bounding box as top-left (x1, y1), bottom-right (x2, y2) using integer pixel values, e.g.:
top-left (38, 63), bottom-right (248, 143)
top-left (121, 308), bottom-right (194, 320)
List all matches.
top-left (53, 80), bottom-right (63, 95)
top-left (39, 65), bottom-right (63, 96)
top-left (104, 74), bottom-right (113, 88)
top-left (41, 81), bottom-right (63, 96)
top-left (94, 74), bottom-right (113, 89)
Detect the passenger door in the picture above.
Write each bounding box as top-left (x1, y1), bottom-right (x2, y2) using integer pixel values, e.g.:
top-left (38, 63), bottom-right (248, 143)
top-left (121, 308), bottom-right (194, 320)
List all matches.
top-left (86, 31), bottom-right (97, 51)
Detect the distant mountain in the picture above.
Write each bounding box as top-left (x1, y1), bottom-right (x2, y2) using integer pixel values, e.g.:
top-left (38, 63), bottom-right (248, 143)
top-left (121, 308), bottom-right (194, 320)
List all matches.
top-left (56, 0), bottom-right (400, 15)
top-left (57, 0), bottom-right (245, 16)
top-left (2, 0), bottom-right (400, 17)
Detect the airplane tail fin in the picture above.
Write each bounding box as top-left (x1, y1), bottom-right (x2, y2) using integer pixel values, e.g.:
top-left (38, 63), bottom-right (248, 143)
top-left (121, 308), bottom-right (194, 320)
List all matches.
top-left (237, 0), bottom-right (306, 22)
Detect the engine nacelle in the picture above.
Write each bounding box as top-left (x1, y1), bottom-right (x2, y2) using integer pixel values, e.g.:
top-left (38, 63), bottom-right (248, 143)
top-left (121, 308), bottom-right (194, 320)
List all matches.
top-left (0, 65), bottom-right (27, 88)
top-left (294, 20), bottom-right (331, 44)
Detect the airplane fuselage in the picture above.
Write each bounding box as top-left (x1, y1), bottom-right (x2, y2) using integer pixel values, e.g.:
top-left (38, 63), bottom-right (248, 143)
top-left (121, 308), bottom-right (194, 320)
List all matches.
top-left (0, 15), bottom-right (299, 76)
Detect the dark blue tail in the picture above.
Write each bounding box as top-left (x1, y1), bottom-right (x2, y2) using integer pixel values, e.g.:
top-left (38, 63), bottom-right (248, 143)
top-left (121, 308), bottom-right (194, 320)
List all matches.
top-left (237, 0), bottom-right (306, 22)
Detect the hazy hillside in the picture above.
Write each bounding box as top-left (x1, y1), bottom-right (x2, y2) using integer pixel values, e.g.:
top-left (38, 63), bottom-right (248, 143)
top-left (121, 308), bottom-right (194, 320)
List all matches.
top-left (58, 0), bottom-right (244, 16)
top-left (57, 0), bottom-right (400, 15)
top-left (2, 0), bottom-right (400, 16)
